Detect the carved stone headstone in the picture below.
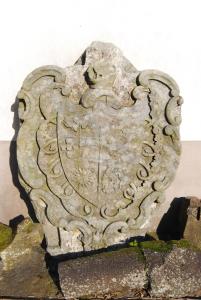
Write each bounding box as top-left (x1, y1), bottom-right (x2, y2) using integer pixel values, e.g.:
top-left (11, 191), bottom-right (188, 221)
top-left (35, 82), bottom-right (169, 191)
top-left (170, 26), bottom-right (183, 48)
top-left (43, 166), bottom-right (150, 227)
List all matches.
top-left (17, 42), bottom-right (183, 255)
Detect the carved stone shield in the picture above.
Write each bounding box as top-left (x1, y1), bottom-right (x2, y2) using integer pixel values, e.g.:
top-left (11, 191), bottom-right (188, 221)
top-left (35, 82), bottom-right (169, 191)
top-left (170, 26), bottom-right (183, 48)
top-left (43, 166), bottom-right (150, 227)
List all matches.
top-left (58, 94), bottom-right (147, 208)
top-left (17, 42), bottom-right (183, 255)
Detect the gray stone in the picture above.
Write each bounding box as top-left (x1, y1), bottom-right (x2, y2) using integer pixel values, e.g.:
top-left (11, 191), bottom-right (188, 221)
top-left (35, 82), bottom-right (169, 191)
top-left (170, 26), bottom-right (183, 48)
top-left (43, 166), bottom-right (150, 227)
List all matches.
top-left (17, 41), bottom-right (183, 255)
top-left (146, 244), bottom-right (201, 298)
top-left (59, 241), bottom-right (201, 299)
top-left (59, 247), bottom-right (148, 299)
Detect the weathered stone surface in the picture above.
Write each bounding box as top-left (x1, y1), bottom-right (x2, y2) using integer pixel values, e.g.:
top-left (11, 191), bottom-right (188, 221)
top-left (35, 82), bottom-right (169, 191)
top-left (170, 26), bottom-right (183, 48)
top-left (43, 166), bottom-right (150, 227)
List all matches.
top-left (146, 242), bottom-right (201, 298)
top-left (59, 247), bottom-right (148, 299)
top-left (17, 41), bottom-right (183, 255)
top-left (0, 218), bottom-right (61, 298)
top-left (59, 241), bottom-right (201, 299)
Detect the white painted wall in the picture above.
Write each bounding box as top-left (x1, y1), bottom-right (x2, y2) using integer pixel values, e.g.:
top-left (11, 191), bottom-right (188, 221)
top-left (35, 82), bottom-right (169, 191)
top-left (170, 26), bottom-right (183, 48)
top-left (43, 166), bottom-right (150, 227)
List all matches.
top-left (0, 0), bottom-right (200, 140)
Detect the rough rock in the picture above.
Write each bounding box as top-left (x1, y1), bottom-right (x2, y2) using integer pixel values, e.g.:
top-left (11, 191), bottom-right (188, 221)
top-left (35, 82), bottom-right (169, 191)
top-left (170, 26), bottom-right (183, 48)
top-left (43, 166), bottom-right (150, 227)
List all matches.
top-left (145, 241), bottom-right (201, 298)
top-left (59, 247), bottom-right (148, 299)
top-left (16, 41), bottom-right (183, 255)
top-left (0, 218), bottom-right (61, 298)
top-left (59, 240), bottom-right (201, 299)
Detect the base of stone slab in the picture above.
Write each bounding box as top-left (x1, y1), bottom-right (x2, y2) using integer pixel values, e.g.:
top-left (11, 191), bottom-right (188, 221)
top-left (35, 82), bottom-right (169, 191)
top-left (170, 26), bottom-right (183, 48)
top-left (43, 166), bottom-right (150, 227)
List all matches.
top-left (58, 240), bottom-right (201, 299)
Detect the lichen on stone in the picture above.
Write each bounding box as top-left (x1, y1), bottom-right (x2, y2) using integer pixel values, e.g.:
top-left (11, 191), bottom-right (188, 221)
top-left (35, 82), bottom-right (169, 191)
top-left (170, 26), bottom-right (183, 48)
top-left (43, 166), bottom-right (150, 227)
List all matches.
top-left (129, 239), bottom-right (172, 253)
top-left (0, 223), bottom-right (13, 252)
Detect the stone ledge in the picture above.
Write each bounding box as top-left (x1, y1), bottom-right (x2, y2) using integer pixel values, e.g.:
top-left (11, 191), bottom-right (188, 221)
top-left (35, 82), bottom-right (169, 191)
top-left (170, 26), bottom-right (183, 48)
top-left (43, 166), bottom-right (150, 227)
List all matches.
top-left (59, 240), bottom-right (201, 299)
top-left (1, 217), bottom-right (201, 299)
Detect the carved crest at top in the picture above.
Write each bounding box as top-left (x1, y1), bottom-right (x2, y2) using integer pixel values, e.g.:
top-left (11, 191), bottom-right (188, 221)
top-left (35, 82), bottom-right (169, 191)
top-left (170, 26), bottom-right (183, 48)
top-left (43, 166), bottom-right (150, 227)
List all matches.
top-left (17, 42), bottom-right (183, 255)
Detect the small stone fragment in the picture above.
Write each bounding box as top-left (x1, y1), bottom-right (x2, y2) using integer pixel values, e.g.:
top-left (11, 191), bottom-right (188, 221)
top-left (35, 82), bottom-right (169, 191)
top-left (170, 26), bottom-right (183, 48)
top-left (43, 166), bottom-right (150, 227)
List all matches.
top-left (183, 196), bottom-right (201, 249)
top-left (158, 196), bottom-right (201, 246)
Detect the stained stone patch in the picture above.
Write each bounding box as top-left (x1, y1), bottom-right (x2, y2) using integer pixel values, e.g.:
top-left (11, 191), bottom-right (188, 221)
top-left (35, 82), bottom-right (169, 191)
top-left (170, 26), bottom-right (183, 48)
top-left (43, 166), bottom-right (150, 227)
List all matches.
top-left (17, 41), bottom-right (183, 255)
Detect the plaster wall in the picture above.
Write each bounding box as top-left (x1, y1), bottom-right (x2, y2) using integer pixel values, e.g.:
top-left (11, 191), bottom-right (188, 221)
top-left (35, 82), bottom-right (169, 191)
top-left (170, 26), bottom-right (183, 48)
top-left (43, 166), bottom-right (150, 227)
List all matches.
top-left (0, 0), bottom-right (201, 140)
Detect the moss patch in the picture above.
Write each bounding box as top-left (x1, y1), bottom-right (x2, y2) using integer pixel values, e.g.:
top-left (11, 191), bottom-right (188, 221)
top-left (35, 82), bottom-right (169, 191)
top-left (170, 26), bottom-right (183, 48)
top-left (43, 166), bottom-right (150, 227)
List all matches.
top-left (124, 245), bottom-right (145, 261)
top-left (131, 239), bottom-right (200, 254)
top-left (139, 240), bottom-right (172, 253)
top-left (0, 224), bottom-right (13, 252)
top-left (169, 239), bottom-right (200, 251)
top-left (129, 240), bottom-right (138, 247)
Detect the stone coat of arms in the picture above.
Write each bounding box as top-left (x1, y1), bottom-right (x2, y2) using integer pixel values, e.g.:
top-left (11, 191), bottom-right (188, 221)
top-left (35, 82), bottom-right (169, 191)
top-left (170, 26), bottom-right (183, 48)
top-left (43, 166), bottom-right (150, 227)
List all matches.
top-left (17, 42), bottom-right (183, 255)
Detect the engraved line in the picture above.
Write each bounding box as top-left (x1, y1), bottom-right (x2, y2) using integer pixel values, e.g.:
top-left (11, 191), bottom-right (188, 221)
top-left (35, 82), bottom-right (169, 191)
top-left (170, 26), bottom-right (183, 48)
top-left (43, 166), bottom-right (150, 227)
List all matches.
top-left (97, 127), bottom-right (101, 200)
